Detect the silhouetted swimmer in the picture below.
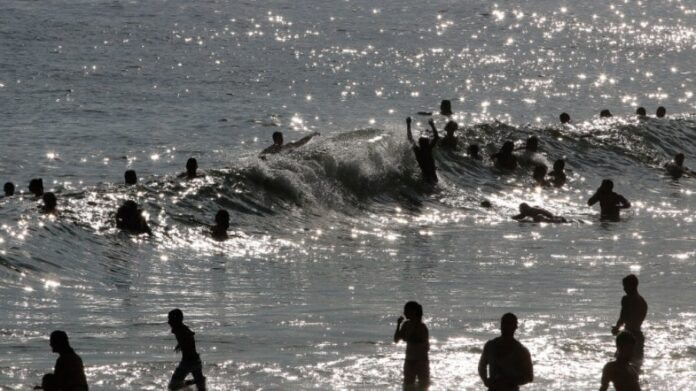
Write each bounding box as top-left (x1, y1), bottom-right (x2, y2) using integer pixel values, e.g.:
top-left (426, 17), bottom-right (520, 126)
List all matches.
top-left (440, 99), bottom-right (453, 116)
top-left (492, 141), bottom-right (518, 171)
top-left (532, 165), bottom-right (550, 187)
top-left (406, 117), bottom-right (440, 184)
top-left (664, 153), bottom-right (692, 179)
top-left (479, 313), bottom-right (534, 391)
top-left (548, 159), bottom-right (567, 187)
top-left (115, 200), bottom-right (152, 235)
top-left (185, 158), bottom-right (198, 179)
top-left (656, 106), bottom-right (666, 118)
top-left (635, 107), bottom-right (646, 118)
top-left (587, 180), bottom-right (630, 221)
top-left (599, 332), bottom-right (641, 391)
top-left (559, 112), bottom-right (571, 124)
top-left (260, 131), bottom-right (320, 155)
top-left (524, 136), bottom-right (539, 153)
top-left (611, 275), bottom-right (647, 366)
top-left (394, 301), bottom-right (429, 389)
top-left (211, 209), bottom-right (230, 240)
top-left (124, 170), bottom-right (137, 186)
top-left (3, 182), bottom-right (14, 197)
top-left (480, 200), bottom-right (492, 208)
top-left (168, 309), bottom-right (206, 391)
top-left (38, 330), bottom-right (88, 391)
top-left (468, 144), bottom-right (481, 160)
top-left (439, 120), bottom-right (459, 150)
top-left (29, 178), bottom-right (44, 197)
top-left (512, 203), bottom-right (567, 223)
top-left (42, 192), bottom-right (57, 214)
top-left (600, 109), bottom-right (613, 118)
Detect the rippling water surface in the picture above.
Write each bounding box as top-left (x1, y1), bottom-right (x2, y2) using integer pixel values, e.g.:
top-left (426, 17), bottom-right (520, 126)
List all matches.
top-left (1, 0), bottom-right (696, 389)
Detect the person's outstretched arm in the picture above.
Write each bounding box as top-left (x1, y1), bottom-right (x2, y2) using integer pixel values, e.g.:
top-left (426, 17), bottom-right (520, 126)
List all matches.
top-left (287, 132), bottom-right (320, 148)
top-left (406, 117), bottom-right (415, 146)
top-left (429, 119), bottom-right (439, 148)
top-left (394, 316), bottom-right (404, 343)
top-left (617, 195), bottom-right (630, 209)
top-left (478, 342), bottom-right (490, 387)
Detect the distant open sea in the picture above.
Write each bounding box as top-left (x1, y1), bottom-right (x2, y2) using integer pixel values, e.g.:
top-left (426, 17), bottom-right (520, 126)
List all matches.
top-left (1, 0), bottom-right (695, 389)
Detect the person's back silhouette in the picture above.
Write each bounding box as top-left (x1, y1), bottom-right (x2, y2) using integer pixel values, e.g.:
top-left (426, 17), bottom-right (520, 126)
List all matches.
top-left (656, 106), bottom-right (666, 118)
top-left (549, 159), bottom-right (567, 187)
top-left (439, 121), bottom-right (459, 150)
top-left (42, 192), bottom-right (58, 214)
top-left (3, 182), bottom-right (15, 197)
top-left (211, 209), bottom-right (230, 240)
top-left (115, 200), bottom-right (152, 235)
top-left (588, 180), bottom-right (630, 221)
top-left (635, 107), bottom-right (646, 117)
top-left (492, 141), bottom-right (517, 171)
top-left (559, 112), bottom-right (571, 124)
top-left (185, 158), bottom-right (198, 179)
top-left (42, 330), bottom-right (88, 391)
top-left (599, 332), bottom-right (641, 391)
top-left (124, 170), bottom-right (137, 185)
top-left (440, 99), bottom-right (453, 116)
top-left (29, 178), bottom-right (44, 197)
top-left (478, 313), bottom-right (534, 391)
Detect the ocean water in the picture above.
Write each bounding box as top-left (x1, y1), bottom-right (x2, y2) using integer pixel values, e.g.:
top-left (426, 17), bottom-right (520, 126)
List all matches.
top-left (1, 0), bottom-right (696, 389)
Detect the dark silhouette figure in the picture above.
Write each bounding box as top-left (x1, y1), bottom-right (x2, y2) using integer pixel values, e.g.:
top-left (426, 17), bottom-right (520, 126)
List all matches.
top-left (612, 275), bottom-right (648, 366)
top-left (600, 332), bottom-right (641, 391)
top-left (664, 153), bottom-right (692, 179)
top-left (394, 301), bottom-right (430, 389)
top-left (439, 121), bottom-right (459, 150)
top-left (3, 182), bottom-right (14, 197)
top-left (532, 165), bottom-right (550, 187)
top-left (168, 309), bottom-right (206, 391)
top-left (124, 170), bottom-right (137, 185)
top-left (656, 106), bottom-right (666, 118)
top-left (440, 99), bottom-right (453, 116)
top-left (479, 313), bottom-right (534, 391)
top-left (260, 131), bottom-right (319, 155)
top-left (185, 158), bottom-right (198, 179)
top-left (600, 109), bottom-right (613, 118)
top-left (559, 112), bottom-right (571, 124)
top-left (524, 136), bottom-right (539, 153)
top-left (115, 200), bottom-right (152, 235)
top-left (42, 192), bottom-right (58, 214)
top-left (468, 144), bottom-right (481, 160)
top-left (406, 117), bottom-right (439, 184)
top-left (512, 203), bottom-right (567, 223)
top-left (29, 178), bottom-right (44, 197)
top-left (40, 330), bottom-right (88, 391)
top-left (635, 107), bottom-right (646, 117)
top-left (211, 209), bottom-right (230, 240)
top-left (492, 141), bottom-right (518, 171)
top-left (548, 159), bottom-right (567, 187)
top-left (36, 373), bottom-right (58, 391)
top-left (588, 180), bottom-right (630, 221)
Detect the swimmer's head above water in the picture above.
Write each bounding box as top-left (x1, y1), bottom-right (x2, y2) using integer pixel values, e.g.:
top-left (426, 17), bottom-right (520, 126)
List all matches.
top-left (525, 136), bottom-right (539, 152)
top-left (559, 112), bottom-right (571, 124)
top-left (42, 192), bottom-right (57, 213)
top-left (444, 120), bottom-right (458, 136)
top-left (674, 153), bottom-right (685, 166)
top-left (553, 159), bottom-right (565, 172)
top-left (3, 182), bottom-right (14, 196)
top-left (272, 131), bottom-right (284, 146)
top-left (124, 170), bottom-right (137, 185)
top-left (440, 99), bottom-right (453, 116)
top-left (186, 158), bottom-right (198, 178)
top-left (636, 107), bottom-right (646, 117)
top-left (29, 178), bottom-right (44, 197)
top-left (656, 106), bottom-right (666, 118)
top-left (600, 109), bottom-right (613, 118)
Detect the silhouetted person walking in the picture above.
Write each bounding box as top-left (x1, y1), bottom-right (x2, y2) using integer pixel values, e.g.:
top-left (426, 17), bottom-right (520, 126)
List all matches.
top-left (439, 121), bottom-right (459, 150)
top-left (260, 131), bottom-right (319, 155)
top-left (168, 309), bottom-right (206, 391)
top-left (611, 275), bottom-right (647, 366)
top-left (548, 159), bottom-right (567, 187)
top-left (492, 141), bottom-right (518, 171)
top-left (394, 301), bottom-right (430, 389)
top-left (478, 313), bottom-right (533, 391)
top-left (124, 170), bottom-right (137, 185)
top-left (599, 332), bottom-right (641, 391)
top-left (588, 180), bottom-right (630, 221)
top-left (406, 117), bottom-right (439, 184)
top-left (115, 200), bottom-right (151, 235)
top-left (40, 330), bottom-right (88, 391)
top-left (42, 192), bottom-right (58, 214)
top-left (29, 178), bottom-right (44, 197)
top-left (211, 209), bottom-right (230, 240)
top-left (3, 182), bottom-right (14, 197)
top-left (559, 112), bottom-right (571, 124)
top-left (655, 106), bottom-right (666, 118)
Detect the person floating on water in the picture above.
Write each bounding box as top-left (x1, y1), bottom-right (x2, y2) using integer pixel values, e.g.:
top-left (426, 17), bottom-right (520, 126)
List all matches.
top-left (478, 313), bottom-right (534, 391)
top-left (394, 301), bottom-right (430, 390)
top-left (406, 117), bottom-right (439, 184)
top-left (512, 203), bottom-right (567, 223)
top-left (468, 144), bottom-right (481, 160)
top-left (124, 170), bottom-right (137, 186)
top-left (29, 178), bottom-right (44, 197)
top-left (587, 180), bottom-right (630, 222)
top-left (167, 309), bottom-right (206, 391)
top-left (42, 192), bottom-right (58, 214)
top-left (635, 107), bottom-right (647, 118)
top-left (532, 165), bottom-right (551, 187)
top-left (611, 274), bottom-right (648, 367)
top-left (559, 112), bottom-right (571, 124)
top-left (260, 131), bottom-right (320, 155)
top-left (492, 141), bottom-right (518, 171)
top-left (664, 153), bottom-right (693, 179)
top-left (656, 106), bottom-right (666, 118)
top-left (211, 209), bottom-right (230, 240)
top-left (115, 200), bottom-right (152, 235)
top-left (599, 332), bottom-right (641, 391)
top-left (3, 182), bottom-right (14, 197)
top-left (439, 120), bottom-right (459, 150)
top-left (35, 330), bottom-right (88, 391)
top-left (548, 159), bottom-right (567, 187)
top-left (600, 109), bottom-right (613, 118)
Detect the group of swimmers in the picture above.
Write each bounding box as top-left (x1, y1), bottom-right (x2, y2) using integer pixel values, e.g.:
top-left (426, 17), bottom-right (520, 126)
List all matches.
top-left (32, 274), bottom-right (646, 390)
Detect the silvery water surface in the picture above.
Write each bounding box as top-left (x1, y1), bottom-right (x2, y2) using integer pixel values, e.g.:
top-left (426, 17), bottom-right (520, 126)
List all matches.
top-left (1, 0), bottom-right (695, 389)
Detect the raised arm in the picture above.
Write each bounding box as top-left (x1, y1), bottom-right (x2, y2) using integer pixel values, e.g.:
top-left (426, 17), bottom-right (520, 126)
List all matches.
top-left (429, 119), bottom-right (439, 148)
top-left (406, 117), bottom-right (415, 145)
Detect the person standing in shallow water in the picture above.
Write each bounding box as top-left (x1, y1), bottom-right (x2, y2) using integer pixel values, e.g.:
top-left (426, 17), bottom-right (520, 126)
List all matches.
top-left (478, 313), bottom-right (534, 391)
top-left (38, 330), bottom-right (88, 391)
top-left (587, 180), bottom-right (630, 221)
top-left (599, 332), bottom-right (641, 391)
top-left (394, 301), bottom-right (430, 390)
top-left (611, 275), bottom-right (648, 366)
top-left (406, 117), bottom-right (439, 184)
top-left (168, 309), bottom-right (206, 391)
